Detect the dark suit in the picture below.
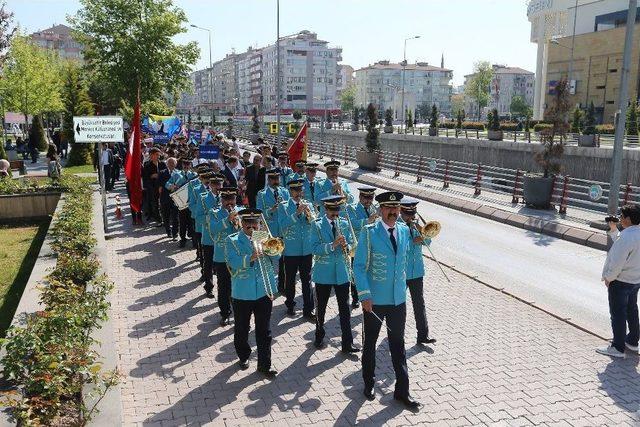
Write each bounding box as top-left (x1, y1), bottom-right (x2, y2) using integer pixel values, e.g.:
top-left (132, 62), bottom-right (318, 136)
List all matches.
top-left (245, 164), bottom-right (266, 208)
top-left (222, 165), bottom-right (243, 204)
top-left (142, 160), bottom-right (166, 222)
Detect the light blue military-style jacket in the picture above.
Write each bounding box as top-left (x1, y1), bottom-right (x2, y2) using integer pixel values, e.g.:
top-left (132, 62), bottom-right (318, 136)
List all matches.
top-left (225, 231), bottom-right (280, 301)
top-left (315, 177), bottom-right (354, 216)
top-left (200, 192), bottom-right (221, 246)
top-left (279, 166), bottom-right (294, 185)
top-left (257, 186), bottom-right (290, 237)
top-left (187, 179), bottom-right (205, 218)
top-left (210, 205), bottom-right (242, 262)
top-left (165, 170), bottom-right (196, 191)
top-left (192, 188), bottom-right (212, 234)
top-left (346, 202), bottom-right (375, 237)
top-left (354, 221), bottom-right (410, 305)
top-left (397, 218), bottom-right (432, 280)
top-left (310, 216), bottom-right (354, 286)
top-left (277, 198), bottom-right (314, 256)
top-left (303, 176), bottom-right (323, 207)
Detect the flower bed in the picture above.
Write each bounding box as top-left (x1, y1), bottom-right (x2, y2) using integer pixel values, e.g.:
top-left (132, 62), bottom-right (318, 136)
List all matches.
top-left (0, 176), bottom-right (118, 426)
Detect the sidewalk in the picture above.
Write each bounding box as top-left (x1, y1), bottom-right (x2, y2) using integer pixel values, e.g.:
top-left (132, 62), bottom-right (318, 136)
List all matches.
top-left (103, 183), bottom-right (640, 426)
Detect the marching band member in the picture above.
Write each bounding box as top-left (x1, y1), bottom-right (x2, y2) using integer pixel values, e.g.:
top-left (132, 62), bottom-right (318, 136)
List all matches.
top-left (310, 195), bottom-right (360, 353)
top-left (225, 208), bottom-right (279, 378)
top-left (399, 198), bottom-right (436, 345)
top-left (316, 160), bottom-right (353, 217)
top-left (277, 153), bottom-right (293, 185)
top-left (354, 191), bottom-right (421, 410)
top-left (191, 171), bottom-right (214, 281)
top-left (290, 160), bottom-right (306, 181)
top-left (200, 173), bottom-right (224, 298)
top-left (303, 162), bottom-right (321, 209)
top-left (210, 186), bottom-right (242, 326)
top-left (257, 168), bottom-right (290, 294)
top-left (277, 179), bottom-right (315, 320)
top-left (187, 164), bottom-right (212, 258)
top-left (165, 157), bottom-right (197, 246)
top-left (345, 186), bottom-right (379, 308)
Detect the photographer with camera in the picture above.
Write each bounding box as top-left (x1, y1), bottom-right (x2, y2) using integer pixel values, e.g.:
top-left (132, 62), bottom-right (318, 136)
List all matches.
top-left (597, 205), bottom-right (640, 359)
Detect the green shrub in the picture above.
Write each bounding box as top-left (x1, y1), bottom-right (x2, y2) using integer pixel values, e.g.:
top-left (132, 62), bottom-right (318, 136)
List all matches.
top-left (500, 122), bottom-right (520, 131)
top-left (440, 121), bottom-right (457, 129)
top-left (583, 102), bottom-right (596, 135)
top-left (534, 123), bottom-right (553, 132)
top-left (461, 121), bottom-right (485, 130)
top-left (596, 124), bottom-right (615, 134)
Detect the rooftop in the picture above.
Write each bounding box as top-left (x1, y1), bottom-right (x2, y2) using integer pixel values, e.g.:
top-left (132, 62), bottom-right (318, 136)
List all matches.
top-left (356, 60), bottom-right (452, 72)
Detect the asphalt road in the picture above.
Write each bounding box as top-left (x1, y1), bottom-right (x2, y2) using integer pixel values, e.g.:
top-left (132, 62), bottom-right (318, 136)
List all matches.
top-left (337, 177), bottom-right (611, 339)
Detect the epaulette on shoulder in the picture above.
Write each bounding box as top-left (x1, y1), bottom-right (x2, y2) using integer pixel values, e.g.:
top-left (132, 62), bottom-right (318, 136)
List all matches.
top-left (364, 223), bottom-right (376, 229)
top-left (315, 218), bottom-right (322, 222)
top-left (228, 231), bottom-right (240, 239)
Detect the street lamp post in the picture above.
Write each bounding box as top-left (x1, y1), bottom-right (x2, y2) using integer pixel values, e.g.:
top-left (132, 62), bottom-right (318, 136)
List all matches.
top-left (276, 0), bottom-right (281, 143)
top-left (191, 24), bottom-right (214, 129)
top-left (400, 35), bottom-right (420, 134)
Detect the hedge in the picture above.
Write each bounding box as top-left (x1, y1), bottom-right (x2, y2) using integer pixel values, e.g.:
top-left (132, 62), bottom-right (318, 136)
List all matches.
top-left (0, 175), bottom-right (118, 425)
top-left (596, 124), bottom-right (615, 135)
top-left (500, 122), bottom-right (520, 131)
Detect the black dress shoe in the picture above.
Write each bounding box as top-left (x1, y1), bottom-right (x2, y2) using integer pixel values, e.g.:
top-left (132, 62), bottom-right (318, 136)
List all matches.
top-left (363, 385), bottom-right (375, 401)
top-left (205, 290), bottom-right (215, 299)
top-left (303, 313), bottom-right (316, 323)
top-left (198, 275), bottom-right (205, 282)
top-left (314, 340), bottom-right (325, 349)
top-left (238, 359), bottom-right (249, 370)
top-left (257, 366), bottom-right (277, 378)
top-left (417, 337), bottom-right (437, 345)
top-left (286, 307), bottom-right (296, 317)
top-left (351, 301), bottom-right (360, 309)
top-left (220, 317), bottom-right (230, 326)
top-left (179, 239), bottom-right (186, 248)
top-left (393, 394), bottom-right (421, 410)
top-left (341, 345), bottom-right (361, 354)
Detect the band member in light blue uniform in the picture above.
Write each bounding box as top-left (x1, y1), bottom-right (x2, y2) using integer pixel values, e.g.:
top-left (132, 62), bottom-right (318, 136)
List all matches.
top-left (315, 160), bottom-right (353, 217)
top-left (200, 173), bottom-right (224, 298)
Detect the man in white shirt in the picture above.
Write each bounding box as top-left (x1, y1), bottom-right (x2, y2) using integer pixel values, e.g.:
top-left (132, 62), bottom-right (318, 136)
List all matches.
top-left (597, 205), bottom-right (640, 358)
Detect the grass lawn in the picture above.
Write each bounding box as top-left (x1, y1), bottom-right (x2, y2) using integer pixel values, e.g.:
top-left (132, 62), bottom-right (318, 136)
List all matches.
top-left (63, 164), bottom-right (96, 175)
top-left (0, 221), bottom-right (50, 338)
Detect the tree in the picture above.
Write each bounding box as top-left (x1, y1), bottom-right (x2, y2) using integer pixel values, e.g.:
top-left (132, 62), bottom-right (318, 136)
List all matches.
top-left (456, 109), bottom-right (464, 129)
top-left (536, 79), bottom-right (570, 177)
top-left (70, 0), bottom-right (199, 107)
top-left (405, 109), bottom-right (413, 128)
top-left (489, 108), bottom-right (500, 131)
top-left (583, 102), bottom-right (596, 135)
top-left (0, 35), bottom-right (63, 129)
top-left (510, 95), bottom-right (532, 119)
top-left (465, 61), bottom-right (493, 120)
top-left (0, 1), bottom-right (15, 63)
top-left (416, 102), bottom-right (430, 123)
top-left (365, 103), bottom-right (379, 152)
top-left (118, 98), bottom-right (173, 122)
top-left (430, 104), bottom-right (438, 128)
top-left (626, 99), bottom-right (638, 136)
top-left (61, 62), bottom-right (95, 166)
top-left (340, 84), bottom-right (355, 116)
top-left (384, 108), bottom-right (393, 126)
top-left (292, 110), bottom-right (302, 122)
top-left (450, 93), bottom-right (465, 117)
top-left (251, 107), bottom-right (260, 133)
top-left (570, 106), bottom-right (584, 134)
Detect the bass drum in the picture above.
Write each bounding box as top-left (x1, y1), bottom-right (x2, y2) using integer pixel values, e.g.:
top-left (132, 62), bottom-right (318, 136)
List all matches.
top-left (170, 184), bottom-right (190, 210)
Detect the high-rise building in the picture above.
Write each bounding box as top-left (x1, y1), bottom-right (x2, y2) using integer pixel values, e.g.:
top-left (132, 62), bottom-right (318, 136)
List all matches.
top-left (354, 60), bottom-right (453, 119)
top-left (526, 0), bottom-right (631, 119)
top-left (30, 24), bottom-right (83, 61)
top-left (463, 65), bottom-right (535, 119)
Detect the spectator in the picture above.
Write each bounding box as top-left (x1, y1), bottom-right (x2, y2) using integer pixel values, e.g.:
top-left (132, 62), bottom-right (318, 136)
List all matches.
top-left (0, 159), bottom-right (10, 178)
top-left (244, 153), bottom-right (264, 208)
top-left (46, 144), bottom-right (61, 180)
top-left (28, 135), bottom-right (38, 164)
top-left (99, 142), bottom-right (114, 191)
top-left (597, 205), bottom-right (640, 358)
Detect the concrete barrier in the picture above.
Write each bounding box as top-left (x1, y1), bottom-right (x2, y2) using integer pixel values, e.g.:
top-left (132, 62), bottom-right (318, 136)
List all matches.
top-left (0, 192), bottom-right (61, 221)
top-left (310, 128), bottom-right (640, 185)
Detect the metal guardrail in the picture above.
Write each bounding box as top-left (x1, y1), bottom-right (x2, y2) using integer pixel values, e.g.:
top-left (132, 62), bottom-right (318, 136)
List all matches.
top-left (234, 128), bottom-right (640, 217)
top-left (307, 122), bottom-right (640, 147)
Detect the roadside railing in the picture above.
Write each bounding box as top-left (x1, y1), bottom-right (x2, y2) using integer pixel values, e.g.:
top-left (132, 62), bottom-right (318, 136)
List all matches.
top-left (307, 122), bottom-right (640, 147)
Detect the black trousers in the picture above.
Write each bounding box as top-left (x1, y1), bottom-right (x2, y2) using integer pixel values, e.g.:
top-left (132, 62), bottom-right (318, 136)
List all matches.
top-left (144, 186), bottom-right (160, 221)
top-left (350, 258), bottom-right (358, 303)
top-left (194, 231), bottom-right (202, 263)
top-left (362, 303), bottom-right (409, 398)
top-left (178, 208), bottom-right (193, 241)
top-left (407, 277), bottom-right (429, 341)
top-left (232, 296), bottom-right (273, 369)
top-left (315, 283), bottom-right (353, 348)
top-left (214, 262), bottom-right (232, 318)
top-left (283, 255), bottom-right (314, 314)
top-left (202, 245), bottom-right (214, 292)
top-left (103, 165), bottom-right (112, 190)
top-left (160, 199), bottom-right (178, 237)
top-left (277, 258), bottom-right (285, 294)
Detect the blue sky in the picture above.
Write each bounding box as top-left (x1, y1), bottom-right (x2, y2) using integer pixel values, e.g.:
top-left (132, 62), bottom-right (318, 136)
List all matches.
top-left (7, 0), bottom-right (537, 86)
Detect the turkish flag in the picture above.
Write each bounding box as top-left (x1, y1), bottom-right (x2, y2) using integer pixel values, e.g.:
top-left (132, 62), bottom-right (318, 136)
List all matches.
top-left (125, 91), bottom-right (143, 213)
top-left (287, 121), bottom-right (308, 168)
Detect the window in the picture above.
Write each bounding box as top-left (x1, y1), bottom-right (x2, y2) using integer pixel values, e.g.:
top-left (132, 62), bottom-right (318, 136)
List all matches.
top-left (596, 85), bottom-right (606, 89)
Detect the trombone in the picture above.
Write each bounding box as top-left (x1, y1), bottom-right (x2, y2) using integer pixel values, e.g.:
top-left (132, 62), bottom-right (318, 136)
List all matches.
top-left (335, 219), bottom-right (354, 283)
top-left (408, 213), bottom-right (450, 282)
top-left (251, 238), bottom-right (277, 300)
top-left (258, 213), bottom-right (285, 256)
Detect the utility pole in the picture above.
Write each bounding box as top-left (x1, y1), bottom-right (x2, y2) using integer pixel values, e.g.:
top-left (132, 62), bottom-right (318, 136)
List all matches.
top-left (275, 0), bottom-right (281, 143)
top-left (608, 0), bottom-right (637, 215)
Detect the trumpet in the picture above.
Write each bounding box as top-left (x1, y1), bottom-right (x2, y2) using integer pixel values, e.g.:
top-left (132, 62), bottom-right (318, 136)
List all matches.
top-left (334, 218), bottom-right (354, 283)
top-left (252, 238), bottom-right (277, 300)
top-left (227, 206), bottom-right (240, 230)
top-left (302, 200), bottom-right (316, 222)
top-left (331, 178), bottom-right (344, 197)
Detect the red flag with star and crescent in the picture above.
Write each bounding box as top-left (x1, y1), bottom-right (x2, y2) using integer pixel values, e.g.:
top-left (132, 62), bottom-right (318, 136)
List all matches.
top-left (125, 89), bottom-right (143, 213)
top-left (287, 121), bottom-right (308, 168)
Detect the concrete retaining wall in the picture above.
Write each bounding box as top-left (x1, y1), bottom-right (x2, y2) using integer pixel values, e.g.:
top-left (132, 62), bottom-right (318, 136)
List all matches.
top-left (0, 192), bottom-right (61, 221)
top-left (310, 129), bottom-right (640, 185)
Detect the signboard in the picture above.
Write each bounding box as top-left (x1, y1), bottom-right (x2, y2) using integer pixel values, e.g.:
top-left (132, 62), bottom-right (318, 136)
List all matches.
top-left (589, 184), bottom-right (603, 201)
top-left (73, 116), bottom-right (124, 143)
top-left (153, 134), bottom-right (170, 144)
top-left (199, 145), bottom-right (220, 160)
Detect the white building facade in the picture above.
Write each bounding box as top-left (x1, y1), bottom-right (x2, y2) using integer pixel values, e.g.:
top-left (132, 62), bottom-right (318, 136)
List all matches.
top-left (355, 61), bottom-right (453, 119)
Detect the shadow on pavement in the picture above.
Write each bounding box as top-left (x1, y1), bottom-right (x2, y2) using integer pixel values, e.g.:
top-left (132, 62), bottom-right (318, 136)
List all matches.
top-left (598, 355), bottom-right (640, 416)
